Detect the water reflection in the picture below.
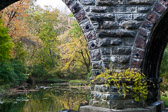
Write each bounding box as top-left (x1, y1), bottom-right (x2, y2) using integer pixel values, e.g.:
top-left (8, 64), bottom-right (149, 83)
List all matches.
top-left (0, 84), bottom-right (90, 112)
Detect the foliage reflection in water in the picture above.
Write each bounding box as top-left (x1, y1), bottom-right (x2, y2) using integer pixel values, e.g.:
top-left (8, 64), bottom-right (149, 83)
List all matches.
top-left (0, 84), bottom-right (90, 112)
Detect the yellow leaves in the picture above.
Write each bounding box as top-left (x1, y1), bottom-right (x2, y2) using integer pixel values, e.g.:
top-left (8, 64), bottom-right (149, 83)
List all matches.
top-left (91, 68), bottom-right (148, 102)
top-left (57, 23), bottom-right (90, 75)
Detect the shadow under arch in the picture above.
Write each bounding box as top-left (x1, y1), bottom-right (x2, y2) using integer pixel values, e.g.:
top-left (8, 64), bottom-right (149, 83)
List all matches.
top-left (141, 9), bottom-right (168, 101)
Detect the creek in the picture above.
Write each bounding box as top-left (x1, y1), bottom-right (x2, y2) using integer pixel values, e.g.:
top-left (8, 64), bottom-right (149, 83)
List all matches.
top-left (0, 83), bottom-right (90, 112)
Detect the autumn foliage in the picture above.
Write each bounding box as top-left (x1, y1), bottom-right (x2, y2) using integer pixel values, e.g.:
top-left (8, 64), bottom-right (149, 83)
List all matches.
top-left (0, 0), bottom-right (90, 85)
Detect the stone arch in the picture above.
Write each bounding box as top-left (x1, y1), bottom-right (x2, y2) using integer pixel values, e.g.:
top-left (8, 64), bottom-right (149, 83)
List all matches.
top-left (131, 1), bottom-right (168, 101)
top-left (131, 1), bottom-right (168, 71)
top-left (0, 0), bottom-right (103, 76)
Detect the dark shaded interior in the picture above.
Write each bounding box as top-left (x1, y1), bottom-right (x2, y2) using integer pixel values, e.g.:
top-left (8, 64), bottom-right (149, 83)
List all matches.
top-left (142, 9), bottom-right (168, 101)
top-left (0, 0), bottom-right (19, 11)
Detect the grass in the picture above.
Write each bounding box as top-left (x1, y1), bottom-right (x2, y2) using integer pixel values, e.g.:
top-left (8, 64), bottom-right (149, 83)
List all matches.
top-left (46, 78), bottom-right (68, 83)
top-left (161, 91), bottom-right (168, 107)
top-left (68, 80), bottom-right (88, 86)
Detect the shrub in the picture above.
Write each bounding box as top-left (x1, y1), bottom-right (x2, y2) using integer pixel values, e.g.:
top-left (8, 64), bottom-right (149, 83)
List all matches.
top-left (91, 68), bottom-right (148, 102)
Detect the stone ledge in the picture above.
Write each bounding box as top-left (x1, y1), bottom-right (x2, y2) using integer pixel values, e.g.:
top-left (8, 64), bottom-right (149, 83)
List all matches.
top-left (80, 101), bottom-right (165, 112)
top-left (80, 106), bottom-right (156, 112)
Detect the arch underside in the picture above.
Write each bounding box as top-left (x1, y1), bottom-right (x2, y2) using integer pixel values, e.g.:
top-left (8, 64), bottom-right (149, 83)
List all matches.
top-left (0, 0), bottom-right (19, 11)
top-left (131, 1), bottom-right (168, 102)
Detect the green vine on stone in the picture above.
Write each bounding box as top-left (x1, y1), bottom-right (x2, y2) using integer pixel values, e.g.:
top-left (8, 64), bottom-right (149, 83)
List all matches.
top-left (91, 68), bottom-right (148, 102)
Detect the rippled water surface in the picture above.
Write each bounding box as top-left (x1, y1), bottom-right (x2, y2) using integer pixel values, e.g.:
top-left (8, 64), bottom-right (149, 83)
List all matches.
top-left (0, 84), bottom-right (90, 112)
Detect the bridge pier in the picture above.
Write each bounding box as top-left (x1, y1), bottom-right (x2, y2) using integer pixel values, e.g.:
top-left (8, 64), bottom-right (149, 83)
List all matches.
top-left (80, 101), bottom-right (165, 112)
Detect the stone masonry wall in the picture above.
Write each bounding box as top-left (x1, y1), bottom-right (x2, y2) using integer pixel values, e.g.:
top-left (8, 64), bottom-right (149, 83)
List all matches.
top-left (63, 0), bottom-right (158, 78)
top-left (79, 0), bottom-right (156, 74)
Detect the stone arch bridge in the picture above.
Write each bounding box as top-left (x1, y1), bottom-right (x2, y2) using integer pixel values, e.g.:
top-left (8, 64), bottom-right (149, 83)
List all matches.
top-left (1, 0), bottom-right (168, 112)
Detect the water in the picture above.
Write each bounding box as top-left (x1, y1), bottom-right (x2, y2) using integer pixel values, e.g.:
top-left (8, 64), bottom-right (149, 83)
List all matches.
top-left (0, 84), bottom-right (90, 112)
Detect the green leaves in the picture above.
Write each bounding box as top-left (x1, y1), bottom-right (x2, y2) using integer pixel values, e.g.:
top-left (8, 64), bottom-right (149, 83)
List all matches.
top-left (0, 19), bottom-right (14, 62)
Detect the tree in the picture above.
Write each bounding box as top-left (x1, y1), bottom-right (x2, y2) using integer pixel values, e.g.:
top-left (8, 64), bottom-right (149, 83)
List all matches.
top-left (0, 0), bottom-right (31, 39)
top-left (0, 19), bottom-right (13, 62)
top-left (58, 21), bottom-right (90, 78)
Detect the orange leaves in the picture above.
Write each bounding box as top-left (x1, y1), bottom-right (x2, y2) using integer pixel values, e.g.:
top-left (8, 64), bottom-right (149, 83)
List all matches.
top-left (1, 0), bottom-right (31, 39)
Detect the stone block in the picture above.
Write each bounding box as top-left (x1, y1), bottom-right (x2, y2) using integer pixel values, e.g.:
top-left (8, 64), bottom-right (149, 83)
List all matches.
top-left (112, 47), bottom-right (132, 55)
top-left (103, 21), bottom-right (118, 29)
top-left (139, 28), bottom-right (149, 38)
top-left (160, 0), bottom-right (168, 7)
top-left (89, 13), bottom-right (115, 21)
top-left (81, 21), bottom-right (94, 33)
top-left (120, 20), bottom-right (141, 29)
top-left (111, 55), bottom-right (130, 63)
top-left (99, 30), bottom-right (136, 38)
top-left (88, 39), bottom-right (99, 49)
top-left (99, 38), bottom-right (122, 46)
top-left (135, 36), bottom-right (146, 49)
top-left (138, 6), bottom-right (150, 13)
top-left (133, 13), bottom-right (146, 21)
top-left (84, 30), bottom-right (97, 42)
top-left (90, 49), bottom-right (101, 61)
top-left (132, 48), bottom-right (144, 59)
top-left (126, 0), bottom-right (155, 5)
top-left (101, 48), bottom-right (111, 55)
top-left (142, 20), bottom-right (153, 30)
top-left (80, 0), bottom-right (95, 5)
top-left (91, 6), bottom-right (107, 13)
top-left (154, 2), bottom-right (166, 14)
top-left (92, 61), bottom-right (102, 69)
top-left (75, 10), bottom-right (87, 23)
top-left (124, 38), bottom-right (134, 46)
top-left (131, 59), bottom-right (142, 68)
top-left (96, 0), bottom-right (124, 6)
top-left (147, 11), bottom-right (160, 24)
top-left (117, 14), bottom-right (132, 21)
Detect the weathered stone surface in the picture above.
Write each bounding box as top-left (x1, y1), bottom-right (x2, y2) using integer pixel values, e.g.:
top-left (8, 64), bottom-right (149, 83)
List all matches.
top-left (117, 14), bottom-right (132, 21)
top-left (120, 21), bottom-right (141, 29)
top-left (154, 2), bottom-right (166, 14)
top-left (111, 55), bottom-right (130, 63)
top-left (114, 6), bottom-right (137, 13)
top-left (90, 49), bottom-right (101, 61)
top-left (160, 0), bottom-right (168, 7)
top-left (142, 20), bottom-right (153, 30)
top-left (99, 38), bottom-right (123, 46)
top-left (133, 13), bottom-right (146, 21)
top-left (99, 30), bottom-right (136, 38)
top-left (84, 30), bottom-right (97, 42)
top-left (132, 48), bottom-right (144, 59)
top-left (89, 13), bottom-right (115, 21)
top-left (91, 7), bottom-right (107, 13)
top-left (135, 36), bottom-right (146, 49)
top-left (102, 56), bottom-right (111, 62)
top-left (80, 102), bottom-right (165, 112)
top-left (89, 40), bottom-right (99, 49)
top-left (131, 59), bottom-right (142, 68)
top-left (96, 0), bottom-right (124, 6)
top-left (92, 61), bottom-right (102, 69)
top-left (101, 48), bottom-right (111, 55)
top-left (124, 38), bottom-right (134, 46)
top-left (112, 47), bottom-right (132, 55)
top-left (103, 21), bottom-right (118, 29)
top-left (80, 0), bottom-right (95, 5)
top-left (126, 0), bottom-right (155, 5)
top-left (147, 11), bottom-right (160, 24)
top-left (138, 6), bottom-right (150, 13)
